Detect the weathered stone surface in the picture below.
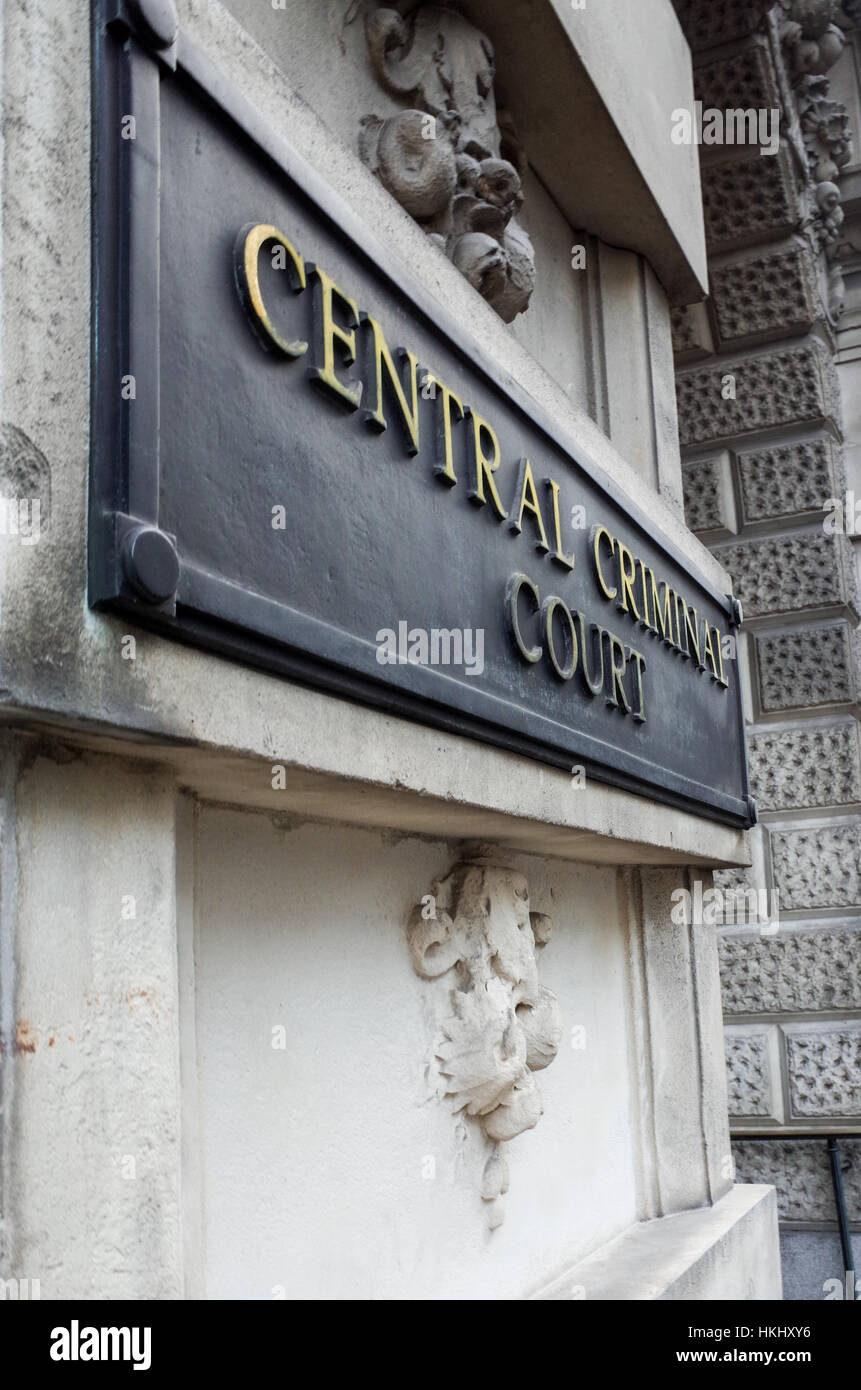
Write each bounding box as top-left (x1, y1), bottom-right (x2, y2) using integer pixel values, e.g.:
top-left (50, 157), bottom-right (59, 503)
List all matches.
top-left (700, 149), bottom-right (798, 251)
top-left (714, 533), bottom-right (857, 618)
top-left (719, 926), bottom-right (861, 1014)
top-left (738, 438), bottom-right (837, 522)
top-left (671, 303), bottom-right (712, 360)
top-left (750, 727), bottom-right (854, 817)
top-left (693, 37), bottom-right (780, 118)
top-left (786, 1025), bottom-right (861, 1117)
top-left (676, 342), bottom-right (839, 447)
top-left (755, 625), bottom-right (857, 711)
top-left (733, 1138), bottom-right (861, 1221)
top-left (681, 452), bottom-right (734, 532)
top-left (710, 245), bottom-right (818, 349)
top-left (725, 1028), bottom-right (778, 1117)
top-left (0, 422), bottom-right (51, 532)
top-left (673, 0), bottom-right (774, 52)
top-left (771, 823), bottom-right (861, 910)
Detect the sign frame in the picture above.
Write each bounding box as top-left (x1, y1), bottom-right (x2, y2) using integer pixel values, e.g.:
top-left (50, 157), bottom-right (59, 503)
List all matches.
top-left (89, 0), bottom-right (755, 829)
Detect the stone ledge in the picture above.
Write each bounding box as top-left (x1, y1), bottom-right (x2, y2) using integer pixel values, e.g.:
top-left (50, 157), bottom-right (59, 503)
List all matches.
top-left (530, 1185), bottom-right (781, 1299)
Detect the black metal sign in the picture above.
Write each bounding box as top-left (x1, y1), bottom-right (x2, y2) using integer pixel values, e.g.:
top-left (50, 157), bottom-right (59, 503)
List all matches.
top-left (90, 1), bottom-right (754, 828)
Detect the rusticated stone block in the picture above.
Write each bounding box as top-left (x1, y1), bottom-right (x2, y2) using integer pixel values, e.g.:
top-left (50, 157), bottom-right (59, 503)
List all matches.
top-left (755, 624), bottom-right (857, 712)
top-left (771, 823), bottom-right (861, 910)
top-left (725, 1026), bottom-right (782, 1119)
top-left (710, 244), bottom-right (818, 349)
top-left (700, 149), bottom-right (797, 251)
top-left (732, 1138), bottom-right (861, 1221)
top-left (694, 37), bottom-right (780, 118)
top-left (738, 438), bottom-right (837, 522)
top-left (671, 303), bottom-right (712, 361)
top-left (750, 724), bottom-right (861, 809)
top-left (674, 0), bottom-right (775, 52)
top-left (785, 1025), bottom-right (861, 1117)
top-left (713, 533), bottom-right (858, 618)
top-left (719, 926), bottom-right (861, 1014)
top-left (676, 341), bottom-right (839, 447)
top-left (681, 450), bottom-right (736, 533)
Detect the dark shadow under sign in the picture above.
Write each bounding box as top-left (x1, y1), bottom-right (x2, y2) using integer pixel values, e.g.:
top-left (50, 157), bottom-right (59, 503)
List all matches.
top-left (89, 0), bottom-right (754, 829)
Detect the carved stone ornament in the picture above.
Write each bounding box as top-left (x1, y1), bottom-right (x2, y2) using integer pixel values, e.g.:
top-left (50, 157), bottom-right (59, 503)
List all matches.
top-left (407, 861), bottom-right (561, 1227)
top-left (779, 0), bottom-right (847, 76)
top-left (359, 3), bottom-right (536, 322)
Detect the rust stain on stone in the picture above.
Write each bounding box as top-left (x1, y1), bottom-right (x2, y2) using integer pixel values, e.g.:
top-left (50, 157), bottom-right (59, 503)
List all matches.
top-left (15, 1019), bottom-right (36, 1053)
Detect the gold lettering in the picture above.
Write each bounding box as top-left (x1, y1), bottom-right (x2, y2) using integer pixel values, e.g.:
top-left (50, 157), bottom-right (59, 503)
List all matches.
top-left (509, 459), bottom-right (550, 552)
top-left (592, 525), bottom-right (617, 600)
top-left (505, 572), bottom-right (542, 663)
top-left (677, 595), bottom-right (701, 666)
top-left (423, 374), bottom-right (464, 486)
top-left (628, 648), bottom-right (646, 723)
top-left (308, 264), bottom-right (362, 410)
top-left (467, 411), bottom-right (508, 520)
top-left (649, 575), bottom-right (677, 647)
top-left (702, 622), bottom-right (720, 681)
top-left (546, 479), bottom-right (575, 570)
top-left (616, 542), bottom-right (642, 621)
top-left (714, 626), bottom-right (729, 687)
top-left (235, 222), bottom-right (308, 357)
top-left (577, 613), bottom-right (605, 696)
top-left (362, 315), bottom-right (420, 454)
top-left (606, 633), bottom-right (632, 713)
top-left (637, 559), bottom-right (652, 628)
top-left (542, 595), bottom-right (578, 680)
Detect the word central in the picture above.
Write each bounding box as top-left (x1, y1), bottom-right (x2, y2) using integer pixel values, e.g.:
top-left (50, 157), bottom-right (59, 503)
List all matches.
top-left (235, 220), bottom-right (729, 728)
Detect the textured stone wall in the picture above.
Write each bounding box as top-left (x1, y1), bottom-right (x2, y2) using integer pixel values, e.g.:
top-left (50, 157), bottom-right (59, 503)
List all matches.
top-left (672, 0), bottom-right (861, 1279)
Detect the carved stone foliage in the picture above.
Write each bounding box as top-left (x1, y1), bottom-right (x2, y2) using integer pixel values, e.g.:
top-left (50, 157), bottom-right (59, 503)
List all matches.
top-left (360, 5), bottom-right (535, 323)
top-left (733, 1137), bottom-right (861, 1220)
top-left (798, 74), bottom-right (852, 182)
top-left (407, 861), bottom-right (561, 1227)
top-left (786, 1025), bottom-right (861, 1116)
top-left (755, 624), bottom-right (857, 711)
top-left (771, 823), bottom-right (861, 909)
top-left (738, 437), bottom-right (837, 522)
top-left (750, 724), bottom-right (861, 809)
top-left (676, 342), bottom-right (839, 446)
top-left (720, 927), bottom-right (861, 1014)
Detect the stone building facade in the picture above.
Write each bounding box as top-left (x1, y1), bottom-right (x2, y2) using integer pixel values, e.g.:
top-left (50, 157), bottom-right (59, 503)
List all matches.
top-left (672, 0), bottom-right (861, 1299)
top-left (0, 0), bottom-right (813, 1302)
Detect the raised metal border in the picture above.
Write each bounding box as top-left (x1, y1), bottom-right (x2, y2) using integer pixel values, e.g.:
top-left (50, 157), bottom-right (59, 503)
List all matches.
top-left (89, 0), bottom-right (754, 828)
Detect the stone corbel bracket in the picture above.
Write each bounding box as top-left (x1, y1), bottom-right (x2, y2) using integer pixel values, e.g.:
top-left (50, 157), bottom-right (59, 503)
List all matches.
top-left (407, 860), bottom-right (561, 1228)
